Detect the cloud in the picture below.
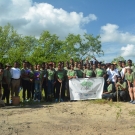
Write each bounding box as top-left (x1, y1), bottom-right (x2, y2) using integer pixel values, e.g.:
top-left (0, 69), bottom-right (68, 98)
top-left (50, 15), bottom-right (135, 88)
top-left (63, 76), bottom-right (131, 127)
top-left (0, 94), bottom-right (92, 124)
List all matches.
top-left (0, 0), bottom-right (97, 38)
top-left (121, 44), bottom-right (135, 57)
top-left (100, 23), bottom-right (135, 44)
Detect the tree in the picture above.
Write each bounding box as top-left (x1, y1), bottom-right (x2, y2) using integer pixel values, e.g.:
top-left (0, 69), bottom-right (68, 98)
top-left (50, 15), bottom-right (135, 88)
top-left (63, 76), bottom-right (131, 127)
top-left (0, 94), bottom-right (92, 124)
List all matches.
top-left (111, 56), bottom-right (125, 64)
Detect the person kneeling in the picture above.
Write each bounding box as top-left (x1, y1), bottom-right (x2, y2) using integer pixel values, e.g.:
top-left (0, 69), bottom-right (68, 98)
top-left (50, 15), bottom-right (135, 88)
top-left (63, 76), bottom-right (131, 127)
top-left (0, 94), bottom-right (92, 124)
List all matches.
top-left (102, 79), bottom-right (114, 101)
top-left (114, 77), bottom-right (127, 102)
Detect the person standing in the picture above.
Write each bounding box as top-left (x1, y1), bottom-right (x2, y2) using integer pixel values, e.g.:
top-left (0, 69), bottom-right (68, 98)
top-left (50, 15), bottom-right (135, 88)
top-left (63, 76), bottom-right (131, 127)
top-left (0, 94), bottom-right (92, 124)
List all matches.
top-left (21, 62), bottom-right (30, 101)
top-left (10, 62), bottom-right (21, 98)
top-left (34, 64), bottom-right (43, 102)
top-left (55, 65), bottom-right (66, 102)
top-left (76, 64), bottom-right (84, 78)
top-left (47, 63), bottom-right (55, 102)
top-left (84, 64), bottom-right (95, 78)
top-left (125, 67), bottom-right (135, 103)
top-left (2, 64), bottom-right (11, 105)
top-left (95, 63), bottom-right (106, 78)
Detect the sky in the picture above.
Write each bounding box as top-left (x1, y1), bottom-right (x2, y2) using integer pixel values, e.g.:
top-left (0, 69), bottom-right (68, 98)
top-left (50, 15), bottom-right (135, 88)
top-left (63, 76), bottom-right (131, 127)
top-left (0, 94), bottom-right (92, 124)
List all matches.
top-left (0, 0), bottom-right (135, 62)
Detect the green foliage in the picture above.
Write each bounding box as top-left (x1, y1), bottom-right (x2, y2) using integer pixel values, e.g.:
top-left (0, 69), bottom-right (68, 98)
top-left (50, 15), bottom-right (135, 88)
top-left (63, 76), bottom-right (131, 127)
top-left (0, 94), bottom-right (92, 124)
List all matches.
top-left (111, 56), bottom-right (125, 64)
top-left (0, 24), bottom-right (104, 65)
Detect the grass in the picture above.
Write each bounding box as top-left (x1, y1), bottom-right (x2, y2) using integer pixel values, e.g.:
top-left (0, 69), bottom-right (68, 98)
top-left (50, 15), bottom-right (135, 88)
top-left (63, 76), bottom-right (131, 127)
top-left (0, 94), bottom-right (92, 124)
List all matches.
top-left (129, 110), bottom-right (135, 117)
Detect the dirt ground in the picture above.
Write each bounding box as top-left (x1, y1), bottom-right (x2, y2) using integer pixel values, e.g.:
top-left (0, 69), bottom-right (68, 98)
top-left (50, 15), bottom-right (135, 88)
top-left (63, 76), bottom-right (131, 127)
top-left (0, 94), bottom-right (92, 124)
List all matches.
top-left (0, 101), bottom-right (135, 135)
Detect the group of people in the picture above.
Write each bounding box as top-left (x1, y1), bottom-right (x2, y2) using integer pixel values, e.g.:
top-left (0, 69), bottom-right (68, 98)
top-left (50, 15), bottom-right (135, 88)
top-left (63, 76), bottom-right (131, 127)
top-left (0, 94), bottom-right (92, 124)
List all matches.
top-left (0, 58), bottom-right (135, 105)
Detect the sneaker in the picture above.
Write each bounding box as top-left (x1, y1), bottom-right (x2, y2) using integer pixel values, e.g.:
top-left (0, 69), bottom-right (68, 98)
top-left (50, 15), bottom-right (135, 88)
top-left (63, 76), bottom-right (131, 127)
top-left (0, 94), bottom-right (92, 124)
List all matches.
top-left (129, 100), bottom-right (133, 103)
top-left (55, 99), bottom-right (58, 103)
top-left (60, 98), bottom-right (64, 102)
top-left (132, 100), bottom-right (135, 104)
top-left (38, 100), bottom-right (40, 103)
top-left (34, 100), bottom-right (37, 102)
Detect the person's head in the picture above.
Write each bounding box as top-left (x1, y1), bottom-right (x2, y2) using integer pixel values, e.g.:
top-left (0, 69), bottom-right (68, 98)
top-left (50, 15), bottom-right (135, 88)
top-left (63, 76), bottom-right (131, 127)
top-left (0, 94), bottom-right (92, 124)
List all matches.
top-left (53, 62), bottom-right (56, 68)
top-left (14, 62), bottom-right (19, 68)
top-left (102, 64), bottom-right (106, 70)
top-left (58, 64), bottom-right (61, 71)
top-left (122, 61), bottom-right (126, 68)
top-left (117, 77), bottom-right (122, 83)
top-left (118, 61), bottom-right (122, 67)
top-left (70, 58), bottom-right (74, 64)
top-left (78, 63), bottom-right (82, 69)
top-left (128, 59), bottom-right (132, 66)
top-left (110, 64), bottom-right (114, 70)
top-left (61, 61), bottom-right (64, 68)
top-left (83, 65), bottom-right (86, 70)
top-left (37, 64), bottom-right (40, 70)
top-left (41, 62), bottom-right (45, 69)
top-left (45, 63), bottom-right (49, 69)
top-left (92, 64), bottom-right (96, 69)
top-left (49, 62), bottom-right (53, 70)
top-left (74, 62), bottom-right (78, 67)
top-left (86, 64), bottom-right (90, 69)
top-left (97, 63), bottom-right (101, 68)
top-left (34, 64), bottom-right (37, 70)
top-left (29, 64), bottom-right (33, 70)
top-left (126, 67), bottom-right (132, 74)
top-left (23, 62), bottom-right (27, 68)
top-left (5, 63), bottom-right (11, 70)
top-left (70, 64), bottom-right (74, 70)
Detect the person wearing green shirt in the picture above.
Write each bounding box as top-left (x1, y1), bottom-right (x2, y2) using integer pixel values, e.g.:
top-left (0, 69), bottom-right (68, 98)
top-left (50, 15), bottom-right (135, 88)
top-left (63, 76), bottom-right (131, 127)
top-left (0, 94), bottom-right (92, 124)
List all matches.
top-left (125, 67), bottom-right (135, 103)
top-left (21, 61), bottom-right (31, 101)
top-left (127, 59), bottom-right (135, 72)
top-left (95, 63), bottom-right (106, 77)
top-left (2, 63), bottom-right (11, 105)
top-left (102, 78), bottom-right (114, 100)
top-left (114, 77), bottom-right (127, 101)
top-left (67, 65), bottom-right (77, 79)
top-left (47, 63), bottom-right (55, 102)
top-left (55, 64), bottom-right (65, 102)
top-left (84, 64), bottom-right (94, 78)
top-left (41, 63), bottom-right (48, 101)
top-left (76, 64), bottom-right (84, 78)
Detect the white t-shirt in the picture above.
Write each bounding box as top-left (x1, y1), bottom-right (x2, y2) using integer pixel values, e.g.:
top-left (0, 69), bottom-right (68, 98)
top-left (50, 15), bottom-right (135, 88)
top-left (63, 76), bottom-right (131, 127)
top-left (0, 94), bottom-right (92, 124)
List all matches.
top-left (107, 69), bottom-right (119, 82)
top-left (120, 67), bottom-right (126, 78)
top-left (10, 67), bottom-right (21, 79)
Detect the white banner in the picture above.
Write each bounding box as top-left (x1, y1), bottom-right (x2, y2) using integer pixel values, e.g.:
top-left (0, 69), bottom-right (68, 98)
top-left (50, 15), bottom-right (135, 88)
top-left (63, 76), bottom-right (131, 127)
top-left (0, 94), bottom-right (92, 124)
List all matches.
top-left (69, 77), bottom-right (104, 100)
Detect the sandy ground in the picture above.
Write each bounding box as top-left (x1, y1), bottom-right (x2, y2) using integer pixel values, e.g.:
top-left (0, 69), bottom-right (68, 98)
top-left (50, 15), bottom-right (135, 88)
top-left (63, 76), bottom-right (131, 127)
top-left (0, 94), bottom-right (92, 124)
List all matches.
top-left (0, 101), bottom-right (135, 135)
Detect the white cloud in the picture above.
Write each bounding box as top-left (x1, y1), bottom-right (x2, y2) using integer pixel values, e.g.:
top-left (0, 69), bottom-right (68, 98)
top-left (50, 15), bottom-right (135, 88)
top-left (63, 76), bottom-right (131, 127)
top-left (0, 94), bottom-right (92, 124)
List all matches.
top-left (121, 44), bottom-right (135, 57)
top-left (0, 0), bottom-right (97, 38)
top-left (100, 23), bottom-right (135, 44)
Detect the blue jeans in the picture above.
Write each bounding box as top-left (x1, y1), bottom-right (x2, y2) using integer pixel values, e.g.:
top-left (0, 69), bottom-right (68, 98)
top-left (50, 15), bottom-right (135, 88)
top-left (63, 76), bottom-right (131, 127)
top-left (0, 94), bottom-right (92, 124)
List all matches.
top-left (48, 80), bottom-right (54, 96)
top-left (34, 82), bottom-right (41, 100)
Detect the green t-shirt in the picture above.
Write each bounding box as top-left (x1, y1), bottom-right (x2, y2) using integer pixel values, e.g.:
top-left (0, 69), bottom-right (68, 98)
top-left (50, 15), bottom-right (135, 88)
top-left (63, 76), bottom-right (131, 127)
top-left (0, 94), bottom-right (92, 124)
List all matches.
top-left (21, 68), bottom-right (30, 81)
top-left (2, 69), bottom-right (11, 84)
top-left (76, 69), bottom-right (84, 78)
top-left (47, 69), bottom-right (55, 80)
top-left (131, 66), bottom-right (135, 72)
top-left (125, 72), bottom-right (134, 83)
top-left (117, 82), bottom-right (127, 90)
top-left (107, 84), bottom-right (113, 92)
top-left (67, 70), bottom-right (77, 77)
top-left (95, 68), bottom-right (105, 77)
top-left (117, 66), bottom-right (122, 72)
top-left (56, 70), bottom-right (65, 81)
top-left (84, 69), bottom-right (93, 77)
top-left (40, 69), bottom-right (47, 79)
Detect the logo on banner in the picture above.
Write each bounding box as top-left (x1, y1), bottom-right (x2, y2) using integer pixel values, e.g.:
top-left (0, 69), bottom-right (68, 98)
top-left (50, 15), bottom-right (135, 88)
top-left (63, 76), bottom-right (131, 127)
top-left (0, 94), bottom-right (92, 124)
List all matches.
top-left (81, 81), bottom-right (93, 90)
